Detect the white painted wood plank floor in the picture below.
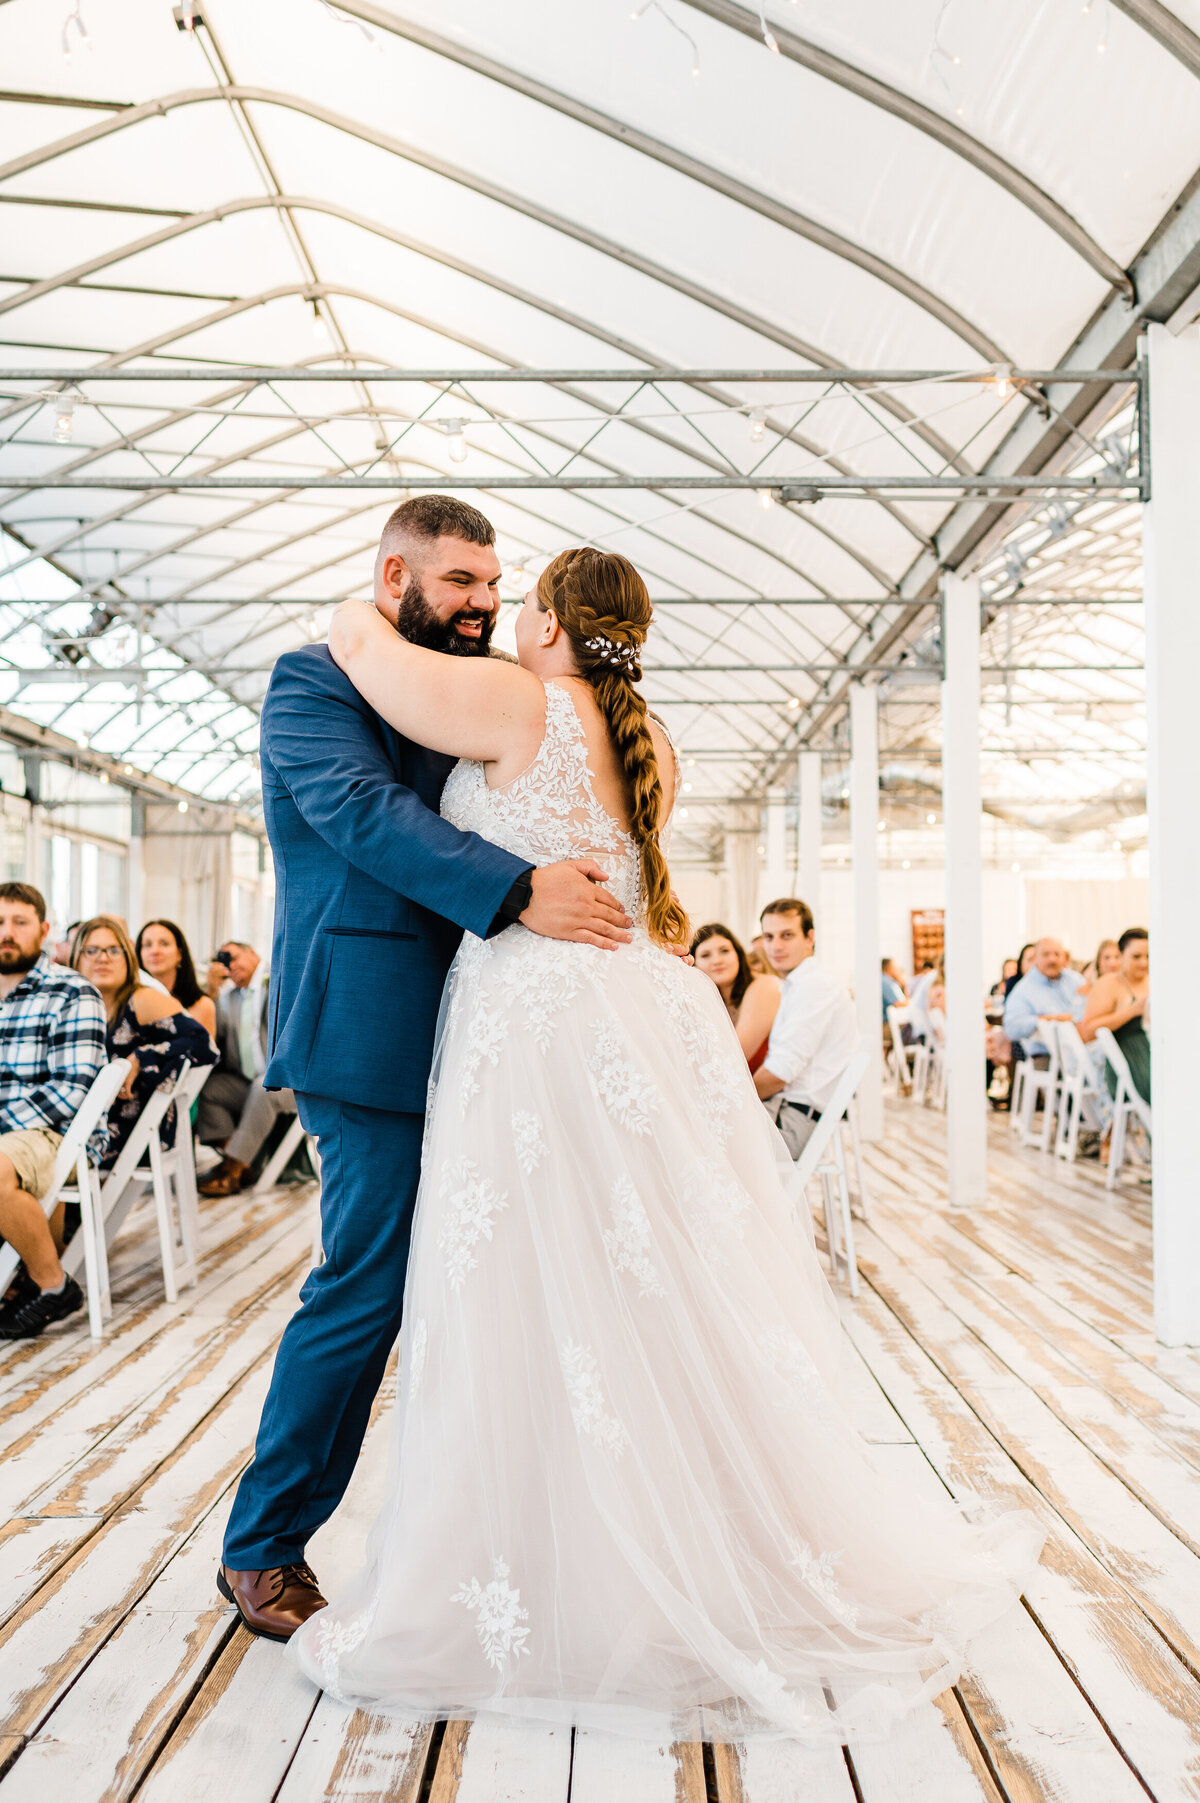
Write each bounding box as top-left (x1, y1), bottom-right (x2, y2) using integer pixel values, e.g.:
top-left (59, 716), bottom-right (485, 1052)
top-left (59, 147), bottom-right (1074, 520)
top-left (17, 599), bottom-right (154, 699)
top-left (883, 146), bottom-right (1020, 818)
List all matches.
top-left (0, 1104), bottom-right (1194, 1803)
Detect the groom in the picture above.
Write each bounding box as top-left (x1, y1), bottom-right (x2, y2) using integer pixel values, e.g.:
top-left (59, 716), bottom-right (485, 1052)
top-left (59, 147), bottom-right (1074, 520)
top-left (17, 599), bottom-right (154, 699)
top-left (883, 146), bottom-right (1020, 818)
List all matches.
top-left (218, 496), bottom-right (632, 1640)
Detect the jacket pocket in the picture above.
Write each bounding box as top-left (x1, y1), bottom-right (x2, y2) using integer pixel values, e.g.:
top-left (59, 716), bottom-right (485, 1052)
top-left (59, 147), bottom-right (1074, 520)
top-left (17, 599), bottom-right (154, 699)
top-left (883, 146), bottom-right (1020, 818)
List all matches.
top-left (323, 925), bottom-right (418, 942)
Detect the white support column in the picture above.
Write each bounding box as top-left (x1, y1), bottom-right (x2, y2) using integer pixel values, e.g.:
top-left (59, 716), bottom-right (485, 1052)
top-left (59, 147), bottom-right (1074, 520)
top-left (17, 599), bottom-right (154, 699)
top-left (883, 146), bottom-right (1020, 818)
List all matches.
top-left (941, 572), bottom-right (988, 1211)
top-left (850, 683), bottom-right (883, 1141)
top-left (1145, 323), bottom-right (1200, 1344)
top-left (764, 785), bottom-right (787, 904)
top-left (127, 795), bottom-right (145, 934)
top-left (797, 751), bottom-right (822, 913)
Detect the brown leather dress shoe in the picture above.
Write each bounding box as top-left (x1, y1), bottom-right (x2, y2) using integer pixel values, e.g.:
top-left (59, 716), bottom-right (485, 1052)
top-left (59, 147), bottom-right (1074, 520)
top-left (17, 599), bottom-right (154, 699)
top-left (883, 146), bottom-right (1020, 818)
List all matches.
top-left (217, 1562), bottom-right (327, 1641)
top-left (200, 1156), bottom-right (251, 1198)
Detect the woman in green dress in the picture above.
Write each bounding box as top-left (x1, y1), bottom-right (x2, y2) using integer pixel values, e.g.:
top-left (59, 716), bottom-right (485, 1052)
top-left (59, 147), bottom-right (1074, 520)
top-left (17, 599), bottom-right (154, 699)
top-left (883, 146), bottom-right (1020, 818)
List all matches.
top-left (1080, 927), bottom-right (1150, 1104)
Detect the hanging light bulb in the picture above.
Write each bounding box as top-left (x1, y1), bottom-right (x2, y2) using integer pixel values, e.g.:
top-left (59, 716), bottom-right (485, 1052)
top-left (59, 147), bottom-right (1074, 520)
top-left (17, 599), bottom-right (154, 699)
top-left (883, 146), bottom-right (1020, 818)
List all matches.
top-left (311, 304), bottom-right (328, 340)
top-left (993, 363), bottom-right (1013, 400)
top-left (758, 489), bottom-right (774, 510)
top-left (442, 418), bottom-right (469, 464)
top-left (177, 799), bottom-right (189, 814)
top-left (122, 763), bottom-right (134, 775)
top-left (748, 407), bottom-right (767, 443)
top-left (53, 395), bottom-right (76, 443)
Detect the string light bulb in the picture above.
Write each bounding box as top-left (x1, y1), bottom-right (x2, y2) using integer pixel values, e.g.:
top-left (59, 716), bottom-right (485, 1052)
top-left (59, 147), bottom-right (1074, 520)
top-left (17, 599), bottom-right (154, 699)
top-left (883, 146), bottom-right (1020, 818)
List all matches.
top-left (748, 407), bottom-right (767, 443)
top-left (758, 489), bottom-right (774, 510)
top-left (311, 304), bottom-right (328, 340)
top-left (177, 799), bottom-right (189, 814)
top-left (992, 363), bottom-right (1013, 400)
top-left (442, 418), bottom-right (468, 464)
top-left (52, 395), bottom-right (76, 443)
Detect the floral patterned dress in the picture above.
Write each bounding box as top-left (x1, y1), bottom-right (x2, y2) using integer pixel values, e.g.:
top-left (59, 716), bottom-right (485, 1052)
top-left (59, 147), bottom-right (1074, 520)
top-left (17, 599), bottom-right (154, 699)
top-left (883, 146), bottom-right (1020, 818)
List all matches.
top-left (291, 681), bottom-right (1042, 1748)
top-left (104, 996), bottom-right (217, 1170)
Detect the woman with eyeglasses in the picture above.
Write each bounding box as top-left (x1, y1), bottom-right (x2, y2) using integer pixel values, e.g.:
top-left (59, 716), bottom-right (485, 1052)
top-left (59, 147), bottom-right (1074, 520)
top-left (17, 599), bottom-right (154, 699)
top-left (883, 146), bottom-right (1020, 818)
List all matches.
top-left (71, 915), bottom-right (217, 1170)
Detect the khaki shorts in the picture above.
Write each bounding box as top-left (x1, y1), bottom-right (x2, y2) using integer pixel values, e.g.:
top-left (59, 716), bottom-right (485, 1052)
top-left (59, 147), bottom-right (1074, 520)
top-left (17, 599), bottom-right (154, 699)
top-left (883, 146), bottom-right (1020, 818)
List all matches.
top-left (0, 1126), bottom-right (62, 1199)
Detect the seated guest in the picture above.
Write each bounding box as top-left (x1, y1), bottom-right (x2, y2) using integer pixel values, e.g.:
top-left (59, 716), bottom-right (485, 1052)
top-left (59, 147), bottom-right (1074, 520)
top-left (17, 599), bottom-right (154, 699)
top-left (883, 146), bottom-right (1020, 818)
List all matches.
top-left (691, 922), bottom-right (781, 1070)
top-left (753, 897), bottom-right (858, 1160)
top-left (0, 883), bottom-right (107, 1340)
top-left (135, 920), bottom-right (217, 1039)
top-left (1079, 937), bottom-right (1121, 995)
top-left (1002, 937), bottom-right (1083, 1063)
top-left (1004, 944), bottom-right (1035, 998)
top-left (747, 933), bottom-right (773, 977)
top-left (881, 956), bottom-right (907, 1020)
top-left (1079, 927), bottom-right (1150, 1104)
top-left (71, 915), bottom-right (217, 1173)
top-left (198, 940), bottom-right (296, 1196)
top-left (991, 958), bottom-right (1018, 999)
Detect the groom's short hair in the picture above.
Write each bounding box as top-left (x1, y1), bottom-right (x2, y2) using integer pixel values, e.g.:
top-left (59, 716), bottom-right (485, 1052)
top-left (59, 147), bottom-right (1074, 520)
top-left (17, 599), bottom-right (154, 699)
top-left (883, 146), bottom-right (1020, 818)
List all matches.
top-left (380, 494), bottom-right (495, 557)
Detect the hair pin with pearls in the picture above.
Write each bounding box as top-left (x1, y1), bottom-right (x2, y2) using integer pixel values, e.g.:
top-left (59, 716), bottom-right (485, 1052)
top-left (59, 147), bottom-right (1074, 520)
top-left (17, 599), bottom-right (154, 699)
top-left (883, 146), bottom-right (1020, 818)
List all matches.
top-left (585, 633), bottom-right (638, 669)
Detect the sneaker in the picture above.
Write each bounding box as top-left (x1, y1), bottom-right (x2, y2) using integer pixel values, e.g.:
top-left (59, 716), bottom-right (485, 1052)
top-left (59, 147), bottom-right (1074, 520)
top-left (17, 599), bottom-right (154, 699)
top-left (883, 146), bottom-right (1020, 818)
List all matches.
top-left (0, 1266), bottom-right (37, 1323)
top-left (0, 1275), bottom-right (85, 1340)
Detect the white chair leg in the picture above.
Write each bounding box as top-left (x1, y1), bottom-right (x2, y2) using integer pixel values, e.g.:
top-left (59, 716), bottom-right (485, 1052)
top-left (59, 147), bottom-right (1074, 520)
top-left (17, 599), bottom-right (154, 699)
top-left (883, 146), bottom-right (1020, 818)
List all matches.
top-left (847, 1100), bottom-right (872, 1223)
top-left (834, 1134), bottom-right (860, 1298)
top-left (253, 1115), bottom-right (307, 1194)
top-left (148, 1134), bottom-right (179, 1305)
top-left (76, 1160), bottom-right (110, 1337)
top-left (1107, 1101), bottom-right (1127, 1190)
top-left (911, 1045), bottom-right (929, 1103)
top-left (820, 1168), bottom-right (840, 1280)
top-left (1038, 1078), bottom-right (1058, 1153)
top-left (1010, 1062), bottom-right (1027, 1131)
top-left (174, 1133), bottom-right (200, 1290)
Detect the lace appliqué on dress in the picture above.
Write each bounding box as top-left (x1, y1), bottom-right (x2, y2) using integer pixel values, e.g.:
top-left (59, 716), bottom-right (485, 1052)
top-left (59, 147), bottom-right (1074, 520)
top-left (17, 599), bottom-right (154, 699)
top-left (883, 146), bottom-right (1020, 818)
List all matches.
top-left (589, 1021), bottom-right (659, 1135)
top-left (311, 1589), bottom-right (382, 1702)
top-left (789, 1541), bottom-right (860, 1629)
top-left (560, 1341), bottom-right (629, 1457)
top-left (437, 1157), bottom-right (509, 1290)
top-left (406, 1317), bottom-right (428, 1398)
top-left (512, 1110), bottom-right (549, 1175)
top-left (604, 1175), bottom-right (666, 1298)
top-left (684, 1155), bottom-right (752, 1258)
top-left (452, 1557), bottom-right (532, 1671)
top-left (635, 944), bottom-right (745, 1145)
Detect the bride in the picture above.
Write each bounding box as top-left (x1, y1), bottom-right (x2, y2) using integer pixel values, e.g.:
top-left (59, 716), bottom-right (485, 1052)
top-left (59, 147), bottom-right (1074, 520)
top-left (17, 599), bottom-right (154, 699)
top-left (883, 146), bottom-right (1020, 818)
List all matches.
top-left (290, 546), bottom-right (1042, 1745)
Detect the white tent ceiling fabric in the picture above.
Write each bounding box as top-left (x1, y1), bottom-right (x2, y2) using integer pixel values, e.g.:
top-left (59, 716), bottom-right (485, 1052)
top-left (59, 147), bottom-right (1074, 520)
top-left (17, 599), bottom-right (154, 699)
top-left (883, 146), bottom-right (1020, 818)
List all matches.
top-left (0, 0), bottom-right (1183, 845)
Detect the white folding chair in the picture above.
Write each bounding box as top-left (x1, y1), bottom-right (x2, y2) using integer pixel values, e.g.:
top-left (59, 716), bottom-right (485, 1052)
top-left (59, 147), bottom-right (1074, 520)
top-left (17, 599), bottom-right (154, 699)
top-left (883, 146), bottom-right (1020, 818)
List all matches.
top-left (62, 1061), bottom-right (213, 1305)
top-left (252, 1112), bottom-right (319, 1194)
top-left (886, 1005), bottom-right (929, 1100)
top-left (1053, 1021), bottom-right (1107, 1162)
top-left (924, 1007), bottom-right (948, 1110)
top-left (788, 1048), bottom-right (871, 1298)
top-left (1014, 1020), bottom-right (1061, 1150)
top-left (1096, 1027), bottom-right (1152, 1191)
top-left (0, 1058), bottom-right (131, 1339)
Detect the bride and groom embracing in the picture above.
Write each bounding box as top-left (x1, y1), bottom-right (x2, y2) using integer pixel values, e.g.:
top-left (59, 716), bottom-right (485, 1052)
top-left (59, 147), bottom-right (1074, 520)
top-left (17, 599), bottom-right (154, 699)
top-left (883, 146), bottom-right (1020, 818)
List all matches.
top-left (217, 495), bottom-right (1041, 1747)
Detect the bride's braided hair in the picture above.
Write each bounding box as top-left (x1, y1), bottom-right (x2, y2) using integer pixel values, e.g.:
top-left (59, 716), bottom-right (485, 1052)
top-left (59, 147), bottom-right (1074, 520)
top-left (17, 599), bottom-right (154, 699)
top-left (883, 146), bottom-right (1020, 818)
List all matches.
top-left (537, 548), bottom-right (688, 947)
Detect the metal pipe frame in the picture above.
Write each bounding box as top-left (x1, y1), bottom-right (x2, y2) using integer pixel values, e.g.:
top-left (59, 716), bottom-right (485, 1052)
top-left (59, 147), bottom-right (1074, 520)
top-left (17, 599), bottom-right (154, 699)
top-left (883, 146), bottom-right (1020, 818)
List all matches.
top-left (0, 367), bottom-right (1137, 383)
top-left (0, 475), bottom-right (1143, 493)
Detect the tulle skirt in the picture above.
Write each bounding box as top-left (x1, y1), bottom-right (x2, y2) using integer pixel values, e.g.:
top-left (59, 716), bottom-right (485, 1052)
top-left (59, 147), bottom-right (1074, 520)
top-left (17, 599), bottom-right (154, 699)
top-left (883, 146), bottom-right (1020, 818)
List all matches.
top-left (290, 927), bottom-right (1043, 1746)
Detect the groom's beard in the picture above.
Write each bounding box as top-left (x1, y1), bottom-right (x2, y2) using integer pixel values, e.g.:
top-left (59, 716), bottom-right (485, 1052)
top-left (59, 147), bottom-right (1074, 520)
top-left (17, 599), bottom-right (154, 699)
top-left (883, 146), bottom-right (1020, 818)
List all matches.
top-left (394, 575), bottom-right (495, 657)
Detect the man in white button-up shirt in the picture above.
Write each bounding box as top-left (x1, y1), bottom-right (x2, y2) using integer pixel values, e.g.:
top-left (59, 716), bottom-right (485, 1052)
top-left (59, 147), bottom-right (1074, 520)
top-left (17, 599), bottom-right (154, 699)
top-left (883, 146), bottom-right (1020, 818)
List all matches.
top-left (754, 897), bottom-right (859, 1159)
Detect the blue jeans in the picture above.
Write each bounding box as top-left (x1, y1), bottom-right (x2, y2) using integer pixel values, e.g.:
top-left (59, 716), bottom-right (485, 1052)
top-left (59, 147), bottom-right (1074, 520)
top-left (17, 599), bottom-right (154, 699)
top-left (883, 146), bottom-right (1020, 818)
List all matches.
top-left (222, 1095), bottom-right (422, 1570)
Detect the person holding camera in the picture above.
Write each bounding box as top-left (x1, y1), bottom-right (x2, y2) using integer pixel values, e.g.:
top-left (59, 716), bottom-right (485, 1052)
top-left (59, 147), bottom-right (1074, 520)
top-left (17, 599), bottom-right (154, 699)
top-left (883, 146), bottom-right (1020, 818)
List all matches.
top-left (196, 940), bottom-right (296, 1195)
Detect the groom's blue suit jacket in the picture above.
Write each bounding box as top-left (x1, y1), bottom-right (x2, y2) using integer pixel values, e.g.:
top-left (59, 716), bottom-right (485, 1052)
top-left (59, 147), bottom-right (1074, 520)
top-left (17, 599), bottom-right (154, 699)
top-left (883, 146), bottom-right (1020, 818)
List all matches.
top-left (259, 645), bottom-right (529, 1114)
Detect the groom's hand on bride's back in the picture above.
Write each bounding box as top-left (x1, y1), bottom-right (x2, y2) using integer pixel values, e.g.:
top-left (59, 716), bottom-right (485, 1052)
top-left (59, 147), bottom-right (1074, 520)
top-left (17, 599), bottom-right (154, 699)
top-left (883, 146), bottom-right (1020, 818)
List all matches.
top-left (520, 861), bottom-right (633, 949)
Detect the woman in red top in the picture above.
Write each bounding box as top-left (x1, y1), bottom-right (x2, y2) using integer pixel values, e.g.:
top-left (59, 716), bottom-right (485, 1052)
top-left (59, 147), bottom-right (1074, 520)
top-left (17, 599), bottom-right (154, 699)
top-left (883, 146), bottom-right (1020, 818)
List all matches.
top-left (691, 922), bottom-right (782, 1072)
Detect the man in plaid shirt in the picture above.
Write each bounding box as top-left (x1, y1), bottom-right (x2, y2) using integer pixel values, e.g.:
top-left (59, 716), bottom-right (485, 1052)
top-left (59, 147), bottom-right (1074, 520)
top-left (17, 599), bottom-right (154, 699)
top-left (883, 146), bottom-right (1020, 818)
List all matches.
top-left (0, 882), bottom-right (107, 1339)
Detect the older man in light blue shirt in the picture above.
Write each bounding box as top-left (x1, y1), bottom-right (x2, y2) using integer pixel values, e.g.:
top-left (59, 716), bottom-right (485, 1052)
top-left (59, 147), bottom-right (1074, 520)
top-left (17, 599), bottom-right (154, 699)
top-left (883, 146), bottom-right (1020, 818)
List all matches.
top-left (1003, 937), bottom-right (1084, 1058)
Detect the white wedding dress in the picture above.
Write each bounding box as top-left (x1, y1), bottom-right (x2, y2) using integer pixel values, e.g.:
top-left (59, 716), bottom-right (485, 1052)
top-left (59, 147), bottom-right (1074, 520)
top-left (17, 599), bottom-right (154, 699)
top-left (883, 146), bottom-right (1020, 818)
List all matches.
top-left (290, 681), bottom-right (1042, 1746)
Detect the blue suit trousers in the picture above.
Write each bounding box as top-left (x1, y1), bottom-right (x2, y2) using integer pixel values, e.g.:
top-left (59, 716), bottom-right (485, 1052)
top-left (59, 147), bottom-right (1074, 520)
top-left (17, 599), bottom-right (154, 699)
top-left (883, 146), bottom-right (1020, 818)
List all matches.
top-left (222, 1094), bottom-right (422, 1570)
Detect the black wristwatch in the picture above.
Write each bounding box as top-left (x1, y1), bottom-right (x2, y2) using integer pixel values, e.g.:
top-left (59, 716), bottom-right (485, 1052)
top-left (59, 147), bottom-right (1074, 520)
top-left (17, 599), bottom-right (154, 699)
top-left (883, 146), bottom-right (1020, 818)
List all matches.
top-left (491, 868), bottom-right (534, 930)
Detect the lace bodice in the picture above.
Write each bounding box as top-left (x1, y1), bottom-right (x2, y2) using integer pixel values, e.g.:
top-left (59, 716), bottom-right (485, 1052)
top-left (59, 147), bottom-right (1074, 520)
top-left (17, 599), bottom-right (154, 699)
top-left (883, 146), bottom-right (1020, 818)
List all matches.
top-left (441, 683), bottom-right (645, 920)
